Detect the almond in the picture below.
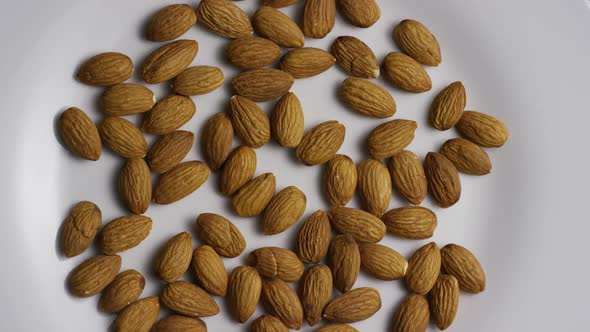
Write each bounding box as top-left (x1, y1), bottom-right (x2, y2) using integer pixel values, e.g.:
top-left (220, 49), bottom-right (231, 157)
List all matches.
top-left (152, 316), bottom-right (207, 332)
top-left (456, 111), bottom-right (509, 147)
top-left (441, 243), bottom-right (486, 294)
top-left (248, 247), bottom-right (304, 282)
top-left (262, 186), bottom-right (307, 235)
top-left (60, 201), bottom-right (102, 257)
top-left (253, 6), bottom-right (305, 48)
top-left (297, 210), bottom-right (331, 263)
top-left (153, 161), bottom-right (210, 204)
top-left (430, 274), bottom-right (459, 330)
top-left (388, 150), bottom-right (427, 205)
top-left (405, 242), bottom-right (441, 294)
top-left (340, 78), bottom-right (396, 118)
top-left (191, 245), bottom-right (228, 296)
top-left (146, 4), bottom-right (197, 42)
top-left (261, 278), bottom-right (304, 330)
top-left (323, 287), bottom-right (381, 323)
top-left (430, 81), bottom-right (466, 130)
top-left (58, 107), bottom-right (101, 161)
top-left (141, 40), bottom-right (198, 84)
top-left (440, 138), bottom-right (492, 175)
top-left (393, 19), bottom-right (441, 66)
top-left (323, 154), bottom-right (357, 207)
top-left (196, 0), bottom-right (253, 39)
top-left (99, 270), bottom-right (145, 313)
top-left (381, 206), bottom-right (437, 239)
top-left (141, 94), bottom-right (196, 135)
top-left (263, 0), bottom-right (300, 8)
top-left (101, 83), bottom-right (155, 116)
top-left (315, 324), bottom-right (359, 332)
top-left (68, 255), bottom-right (121, 297)
top-left (228, 95), bottom-right (271, 148)
top-left (359, 243), bottom-right (407, 280)
top-left (161, 281), bottom-right (220, 317)
top-left (113, 297), bottom-right (160, 332)
top-left (231, 68), bottom-right (294, 102)
top-left (297, 121), bottom-right (346, 166)
top-left (171, 66), bottom-right (224, 96)
top-left (391, 294), bottom-right (430, 332)
top-left (118, 158), bottom-right (151, 214)
top-left (280, 47), bottom-right (336, 79)
top-left (357, 159), bottom-right (392, 217)
top-left (299, 264), bottom-right (333, 326)
top-left (99, 215), bottom-right (152, 255)
top-left (272, 92), bottom-right (305, 147)
top-left (331, 36), bottom-right (379, 78)
top-left (154, 232), bottom-right (193, 283)
top-left (76, 52), bottom-right (133, 86)
top-left (227, 266), bottom-right (262, 323)
top-left (196, 213), bottom-right (246, 258)
top-left (303, 0), bottom-right (336, 39)
top-left (232, 173), bottom-right (276, 217)
top-left (367, 119), bottom-right (417, 160)
top-left (201, 112), bottom-right (234, 171)
top-left (328, 207), bottom-right (386, 243)
top-left (251, 314), bottom-right (289, 332)
top-left (99, 116), bottom-right (147, 158)
top-left (219, 145), bottom-right (257, 195)
top-left (226, 36), bottom-right (282, 69)
top-left (328, 234), bottom-right (360, 293)
top-left (147, 130), bottom-right (194, 174)
top-left (424, 152), bottom-right (461, 208)
top-left (338, 0), bottom-right (381, 28)
top-left (382, 52), bottom-right (432, 92)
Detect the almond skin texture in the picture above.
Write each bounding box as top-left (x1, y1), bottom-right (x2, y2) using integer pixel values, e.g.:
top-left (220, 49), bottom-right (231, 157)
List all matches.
top-left (391, 294), bottom-right (430, 332)
top-left (456, 111), bottom-right (510, 147)
top-left (262, 186), bottom-right (307, 235)
top-left (430, 81), bottom-right (466, 130)
top-left (58, 107), bottom-right (101, 161)
top-left (272, 92), bottom-right (305, 147)
top-left (303, 0), bottom-right (336, 39)
top-left (315, 324), bottom-right (359, 332)
top-left (297, 210), bottom-right (332, 263)
top-left (405, 242), bottom-right (441, 294)
top-left (328, 234), bottom-right (360, 293)
top-left (147, 130), bottom-right (194, 174)
top-left (382, 52), bottom-right (432, 93)
top-left (248, 247), bottom-right (305, 282)
top-left (196, 0), bottom-right (253, 39)
top-left (171, 66), bottom-right (224, 96)
top-left (340, 78), bottom-right (396, 118)
top-left (424, 152), bottom-right (461, 208)
top-left (299, 264), bottom-right (333, 326)
top-left (153, 161), bottom-right (210, 204)
top-left (323, 154), bottom-right (357, 207)
top-left (196, 213), bottom-right (246, 258)
top-left (152, 316), bottom-right (207, 332)
top-left (231, 68), bottom-right (294, 102)
top-left (227, 266), bottom-right (262, 323)
top-left (441, 244), bottom-right (486, 294)
top-left (142, 94), bottom-right (196, 135)
top-left (440, 138), bottom-right (492, 175)
top-left (382, 206), bottom-right (437, 240)
top-left (219, 145), bottom-right (257, 195)
top-left (77, 52), bottom-right (133, 86)
top-left (261, 278), bottom-right (304, 330)
top-left (280, 47), bottom-right (336, 79)
top-left (232, 173), bottom-right (276, 217)
top-left (367, 119), bottom-right (417, 160)
top-left (359, 243), bottom-right (407, 280)
top-left (99, 116), bottom-right (147, 159)
top-left (201, 112), bottom-right (234, 171)
top-left (114, 297), bottom-right (160, 332)
top-left (393, 19), bottom-right (442, 66)
top-left (331, 36), bottom-right (379, 78)
top-left (68, 255), bottom-right (121, 297)
top-left (161, 281), bottom-right (220, 317)
top-left (102, 83), bottom-right (156, 116)
top-left (99, 270), bottom-right (145, 313)
top-left (252, 314), bottom-right (289, 332)
top-left (228, 96), bottom-right (271, 148)
top-left (191, 245), bottom-right (228, 296)
top-left (357, 159), bottom-right (392, 217)
top-left (338, 0), bottom-right (381, 28)
top-left (99, 215), bottom-right (152, 255)
top-left (119, 158), bottom-right (151, 215)
top-left (264, 0), bottom-right (300, 8)
top-left (430, 274), bottom-right (459, 330)
top-left (226, 36), bottom-right (282, 69)
top-left (154, 232), bottom-right (193, 283)
top-left (329, 207), bottom-right (386, 243)
top-left (146, 4), bottom-right (197, 42)
top-left (141, 40), bottom-right (198, 84)
top-left (60, 201), bottom-right (102, 257)
top-left (323, 287), bottom-right (381, 323)
top-left (297, 121), bottom-right (346, 166)
top-left (388, 150), bottom-right (427, 205)
top-left (253, 6), bottom-right (305, 48)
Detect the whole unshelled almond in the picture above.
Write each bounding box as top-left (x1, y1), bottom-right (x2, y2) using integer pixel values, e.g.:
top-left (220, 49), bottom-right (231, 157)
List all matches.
top-left (196, 213), bottom-right (246, 258)
top-left (77, 52), bottom-right (133, 86)
top-left (152, 316), bottom-right (207, 332)
top-left (142, 94), bottom-right (196, 135)
top-left (441, 243), bottom-right (486, 294)
top-left (253, 6), bottom-right (304, 48)
top-left (113, 297), bottom-right (160, 332)
top-left (297, 210), bottom-right (331, 263)
top-left (303, 0), bottom-right (336, 39)
top-left (338, 0), bottom-right (381, 28)
top-left (340, 78), bottom-right (396, 118)
top-left (456, 111), bottom-right (509, 147)
top-left (359, 243), bottom-right (407, 280)
top-left (232, 173), bottom-right (276, 217)
top-left (196, 0), bottom-right (253, 39)
top-left (154, 232), bottom-right (193, 283)
top-left (328, 234), bottom-right (360, 293)
top-left (226, 36), bottom-right (282, 69)
top-left (228, 96), bottom-right (271, 148)
top-left (331, 36), bottom-right (379, 78)
top-left (248, 247), bottom-right (304, 282)
top-left (68, 255), bottom-right (121, 297)
top-left (329, 207), bottom-right (386, 243)
top-left (367, 119), bottom-right (417, 160)
top-left (405, 242), bottom-right (441, 294)
top-left (252, 314), bottom-right (289, 332)
top-left (393, 19), bottom-right (441, 66)
top-left (424, 152), bottom-right (461, 208)
top-left (272, 92), bottom-right (304, 147)
top-left (119, 158), bottom-right (151, 214)
top-left (430, 274), bottom-right (459, 330)
top-left (171, 66), bottom-right (224, 96)
top-left (297, 121), bottom-right (346, 166)
top-left (99, 116), bottom-right (147, 159)
top-left (323, 287), bottom-right (381, 323)
top-left (262, 186), bottom-right (307, 235)
top-left (357, 159), bottom-right (392, 217)
top-left (58, 107), bottom-right (101, 161)
top-left (191, 245), bottom-right (228, 296)
top-left (102, 83), bottom-right (155, 116)
top-left (382, 206), bottom-right (437, 239)
top-left (388, 150), bottom-right (427, 205)
top-left (323, 154), bottom-right (357, 207)
top-left (147, 130), bottom-right (194, 174)
top-left (99, 215), bottom-right (152, 255)
top-left (261, 278), bottom-right (304, 330)
top-left (219, 145), bottom-right (257, 196)
top-left (161, 281), bottom-right (220, 317)
top-left (315, 324), bottom-right (359, 332)
top-left (227, 266), bottom-right (262, 323)
top-left (382, 52), bottom-right (432, 93)
top-left (299, 264), bottom-right (333, 326)
top-left (264, 0), bottom-right (300, 8)
top-left (440, 138), bottom-right (492, 175)
top-left (141, 40), bottom-right (198, 84)
top-left (60, 201), bottom-right (101, 257)
top-left (280, 47), bottom-right (336, 79)
top-left (201, 112), bottom-right (233, 171)
top-left (146, 4), bottom-right (197, 42)
top-left (231, 68), bottom-right (294, 102)
top-left (430, 81), bottom-right (466, 130)
top-left (391, 294), bottom-right (430, 332)
top-left (99, 269), bottom-right (145, 313)
top-left (153, 161), bottom-right (210, 204)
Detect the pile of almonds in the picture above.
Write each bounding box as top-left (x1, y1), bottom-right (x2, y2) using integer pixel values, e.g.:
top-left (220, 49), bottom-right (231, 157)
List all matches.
top-left (57, 1), bottom-right (508, 331)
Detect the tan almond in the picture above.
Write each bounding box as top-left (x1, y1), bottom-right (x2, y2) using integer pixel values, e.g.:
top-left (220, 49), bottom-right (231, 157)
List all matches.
top-left (141, 40), bottom-right (198, 84)
top-left (232, 173), bottom-right (276, 217)
top-left (60, 201), bottom-right (102, 257)
top-left (228, 95), bottom-right (270, 148)
top-left (440, 138), bottom-right (492, 175)
top-left (227, 266), bottom-right (262, 323)
top-left (263, 0), bottom-right (300, 8)
top-left (328, 234), bottom-right (360, 293)
top-left (251, 314), bottom-right (289, 332)
top-left (323, 154), bottom-right (357, 207)
top-left (299, 264), bottom-right (333, 326)
top-left (272, 92), bottom-right (305, 147)
top-left (330, 36), bottom-right (379, 78)
top-left (253, 6), bottom-right (304, 48)
top-left (147, 130), bottom-right (194, 174)
top-left (340, 78), bottom-right (396, 118)
top-left (391, 294), bottom-right (430, 332)
top-left (191, 245), bottom-right (228, 296)
top-left (142, 94), bottom-right (196, 135)
top-left (367, 119), bottom-right (416, 160)
top-left (113, 297), bottom-right (160, 332)
top-left (231, 68), bottom-right (294, 102)
top-left (226, 36), bottom-right (282, 69)
top-left (388, 150), bottom-right (427, 205)
top-left (441, 243), bottom-right (486, 294)
top-left (58, 107), bottom-right (101, 161)
top-left (152, 316), bottom-right (207, 332)
top-left (456, 111), bottom-right (509, 147)
top-left (119, 158), bottom-right (151, 215)
top-left (303, 0), bottom-right (336, 39)
top-left (382, 52), bottom-right (432, 93)
top-left (102, 83), bottom-right (155, 116)
top-left (430, 274), bottom-right (459, 330)
top-left (430, 81), bottom-right (466, 130)
top-left (357, 159), bottom-right (392, 217)
top-left (280, 47), bottom-right (335, 79)
top-left (262, 186), bottom-right (307, 235)
top-left (359, 243), bottom-right (407, 280)
top-left (424, 152), bottom-right (461, 208)
top-left (99, 215), bottom-right (152, 255)
top-left (261, 278), bottom-right (304, 330)
top-left (323, 287), bottom-right (381, 323)
top-left (154, 232), bottom-right (193, 283)
top-left (99, 270), bottom-right (145, 313)
top-left (315, 324), bottom-right (359, 332)
top-left (297, 210), bottom-right (332, 263)
top-left (393, 19), bottom-right (441, 66)
top-left (146, 4), bottom-right (197, 42)
top-left (201, 112), bottom-right (233, 171)
top-left (381, 206), bottom-right (437, 240)
top-left (68, 255), bottom-right (121, 297)
top-left (153, 161), bottom-right (210, 204)
top-left (338, 0), bottom-right (381, 28)
top-left (328, 207), bottom-right (386, 243)
top-left (77, 52), bottom-right (133, 86)
top-left (297, 121), bottom-right (346, 166)
top-left (161, 281), bottom-right (220, 317)
top-left (219, 145), bottom-right (257, 196)
top-left (99, 116), bottom-right (147, 159)
top-left (405, 242), bottom-right (441, 294)
top-left (171, 66), bottom-right (224, 96)
top-left (248, 247), bottom-right (304, 282)
top-left (196, 213), bottom-right (246, 258)
top-left (196, 0), bottom-right (253, 39)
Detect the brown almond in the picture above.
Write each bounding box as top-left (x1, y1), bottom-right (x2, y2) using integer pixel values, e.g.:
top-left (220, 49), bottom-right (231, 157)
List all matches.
top-left (262, 186), bottom-right (307, 235)
top-left (391, 294), bottom-right (430, 332)
top-left (171, 66), bottom-right (224, 96)
top-left (272, 92), bottom-right (305, 147)
top-left (196, 213), bottom-right (246, 258)
top-left (303, 0), bottom-right (336, 39)
top-left (232, 173), bottom-right (276, 217)
top-left (315, 324), bottom-right (359, 332)
top-left (299, 264), bottom-right (333, 326)
top-left (440, 138), bottom-right (492, 175)
top-left (331, 36), bottom-right (379, 78)
top-left (441, 243), bottom-right (486, 294)
top-left (252, 314), bottom-right (289, 332)
top-left (280, 47), bottom-right (336, 79)
top-left (227, 266), bottom-right (262, 323)
top-left (77, 52), bottom-right (133, 86)
top-left (388, 150), bottom-right (427, 205)
top-left (146, 4), bottom-right (197, 42)
top-left (119, 158), bottom-right (151, 215)
top-left (191, 245), bottom-right (228, 296)
top-left (219, 145), bottom-right (257, 196)
top-left (231, 68), bottom-right (294, 102)
top-left (328, 207), bottom-right (386, 243)
top-left (393, 19), bottom-right (442, 66)
top-left (261, 278), bottom-right (304, 330)
top-left (430, 81), bottom-right (466, 130)
top-left (424, 152), bottom-right (461, 208)
top-left (114, 297), bottom-right (160, 332)
top-left (201, 112), bottom-right (234, 171)
top-left (99, 270), bottom-right (145, 313)
top-left (297, 121), bottom-right (346, 166)
top-left (382, 52), bottom-right (432, 93)
top-left (323, 287), bottom-right (381, 323)
top-left (60, 201), bottom-right (102, 257)
top-left (405, 242), bottom-right (441, 294)
top-left (68, 255), bottom-right (121, 297)
top-left (430, 274), bottom-right (459, 330)
top-left (154, 232), bottom-right (193, 283)
top-left (264, 0), bottom-right (300, 8)
top-left (153, 161), bottom-right (210, 204)
top-left (228, 96), bottom-right (271, 148)
top-left (323, 154), bottom-right (357, 207)
top-left (367, 119), bottom-right (417, 160)
top-left (456, 111), bottom-right (509, 147)
top-left (382, 206), bottom-right (437, 240)
top-left (359, 243), bottom-right (407, 280)
top-left (253, 6), bottom-right (305, 48)
top-left (226, 36), bottom-right (282, 69)
top-left (102, 83), bottom-right (155, 116)
top-left (357, 159), bottom-right (392, 217)
top-left (58, 107), bottom-right (102, 161)
top-left (161, 281), bottom-right (220, 317)
top-left (196, 0), bottom-right (253, 39)
top-left (248, 247), bottom-right (304, 282)
top-left (338, 0), bottom-right (381, 28)
top-left (147, 130), bottom-right (194, 174)
top-left (99, 215), bottom-right (152, 255)
top-left (297, 210), bottom-right (332, 263)
top-left (340, 78), bottom-right (396, 118)
top-left (152, 316), bottom-right (207, 332)
top-left (141, 40), bottom-right (198, 84)
top-left (142, 94), bottom-right (196, 135)
top-left (328, 234), bottom-right (360, 293)
top-left (99, 116), bottom-right (147, 159)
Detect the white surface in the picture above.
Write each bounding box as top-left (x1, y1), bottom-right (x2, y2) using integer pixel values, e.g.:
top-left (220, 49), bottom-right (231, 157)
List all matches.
top-left (0, 0), bottom-right (589, 331)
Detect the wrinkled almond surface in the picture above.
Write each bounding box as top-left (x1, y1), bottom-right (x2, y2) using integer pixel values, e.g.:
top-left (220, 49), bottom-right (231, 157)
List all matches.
top-left (196, 0), bottom-right (253, 39)
top-left (147, 130), bottom-right (194, 174)
top-left (226, 36), bottom-right (282, 69)
top-left (323, 154), bottom-right (357, 207)
top-left (201, 112), bottom-right (233, 171)
top-left (146, 4), bottom-right (197, 42)
top-left (141, 40), bottom-right (198, 84)
top-left (141, 94), bottom-right (196, 135)
top-left (382, 52), bottom-right (432, 92)
top-left (405, 242), bottom-right (441, 294)
top-left (272, 92), bottom-right (305, 148)
top-left (99, 215), bottom-right (152, 255)
top-left (328, 234), bottom-right (360, 293)
top-left (99, 116), bottom-right (147, 159)
top-left (261, 278), bottom-right (304, 330)
top-left (323, 287), bottom-right (381, 323)
top-left (219, 145), bottom-right (257, 196)
top-left (253, 6), bottom-right (304, 48)
top-left (228, 95), bottom-right (271, 148)
top-left (248, 247), bottom-right (304, 282)
top-left (232, 173), bottom-right (276, 217)
top-left (68, 255), bottom-right (121, 297)
top-left (99, 269), bottom-right (145, 313)
top-left (388, 150), bottom-right (427, 205)
top-left (231, 69), bottom-right (294, 102)
top-left (424, 152), bottom-right (461, 208)
top-left (153, 161), bottom-right (210, 204)
top-left (196, 213), bottom-right (246, 258)
top-left (297, 121), bottom-right (346, 166)
top-left (297, 210), bottom-right (331, 263)
top-left (262, 186), bottom-right (307, 235)
top-left (367, 119), bottom-right (417, 160)
top-left (60, 201), bottom-right (102, 257)
top-left (393, 19), bottom-right (441, 66)
top-left (227, 266), bottom-right (262, 323)
top-left (331, 36), bottom-right (379, 78)
top-left (161, 281), bottom-right (220, 317)
top-left (77, 52), bottom-right (133, 86)
top-left (154, 232), bottom-right (193, 283)
top-left (382, 206), bottom-right (437, 239)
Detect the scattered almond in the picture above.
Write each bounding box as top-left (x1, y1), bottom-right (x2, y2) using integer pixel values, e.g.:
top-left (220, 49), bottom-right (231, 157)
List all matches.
top-left (141, 40), bottom-right (198, 84)
top-left (323, 287), bottom-right (381, 323)
top-left (328, 234), bottom-right (360, 293)
top-left (219, 145), bottom-right (257, 196)
top-left (272, 92), bottom-right (305, 147)
top-left (323, 154), bottom-right (357, 207)
top-left (382, 52), bottom-right (432, 92)
top-left (102, 83), bottom-right (155, 116)
top-left (297, 121), bottom-right (346, 166)
top-left (303, 0), bottom-right (336, 39)
top-left (357, 159), bottom-right (392, 217)
top-left (146, 130), bottom-right (194, 174)
top-left (338, 0), bottom-right (381, 28)
top-left (340, 78), bottom-right (396, 118)
top-left (248, 247), bottom-right (304, 282)
top-left (430, 274), bottom-right (459, 330)
top-left (171, 66), bottom-right (224, 96)
top-left (201, 112), bottom-right (234, 171)
top-left (191, 245), bottom-right (228, 296)
top-left (329, 207), bottom-right (386, 243)
top-left (68, 255), bottom-right (121, 297)
top-left (153, 161), bottom-right (210, 204)
top-left (261, 278), bottom-right (304, 330)
top-left (331, 36), bottom-right (379, 78)
top-left (405, 242), bottom-right (441, 294)
top-left (99, 215), bottom-right (152, 255)
top-left (60, 201), bottom-right (101, 257)
top-left (297, 210), bottom-right (332, 263)
top-left (99, 116), bottom-right (147, 158)
top-left (359, 243), bottom-right (407, 280)
top-left (226, 36), bottom-right (282, 69)
top-left (391, 294), bottom-right (430, 332)
top-left (280, 47), bottom-right (336, 79)
top-left (456, 111), bottom-right (509, 147)
top-left (252, 314), bottom-right (289, 332)
top-left (77, 52), bottom-right (133, 86)
top-left (227, 266), bottom-right (262, 323)
top-left (118, 158), bottom-right (151, 215)
top-left (381, 206), bottom-right (437, 239)
top-left (441, 243), bottom-right (486, 293)
top-left (146, 4), bottom-right (197, 42)
top-left (367, 119), bottom-right (417, 160)
top-left (152, 315), bottom-right (207, 332)
top-left (141, 94), bottom-right (196, 135)
top-left (393, 19), bottom-right (441, 66)
top-left (388, 150), bottom-right (427, 205)
top-left (99, 269), bottom-right (145, 313)
top-left (154, 232), bottom-right (193, 283)
top-left (315, 324), bottom-right (359, 332)
top-left (299, 264), bottom-right (333, 326)
top-left (262, 186), bottom-right (307, 235)
top-left (196, 213), bottom-right (246, 258)
top-left (228, 95), bottom-right (271, 148)
top-left (196, 0), bottom-right (253, 39)
top-left (430, 81), bottom-right (466, 130)
top-left (424, 152), bottom-right (461, 208)
top-left (58, 107), bottom-right (102, 161)
top-left (231, 68), bottom-right (294, 102)
top-left (161, 281), bottom-right (220, 317)
top-left (440, 138), bottom-right (492, 175)
top-left (232, 173), bottom-right (276, 217)
top-left (113, 297), bottom-right (160, 332)
top-left (253, 6), bottom-right (305, 48)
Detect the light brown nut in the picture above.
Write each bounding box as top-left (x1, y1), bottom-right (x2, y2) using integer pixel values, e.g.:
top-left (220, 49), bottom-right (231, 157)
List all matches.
top-left (145, 4), bottom-right (197, 42)
top-left (456, 111), bottom-right (509, 147)
top-left (232, 173), bottom-right (275, 217)
top-left (393, 19), bottom-right (442, 66)
top-left (299, 264), bottom-right (333, 326)
top-left (382, 52), bottom-right (432, 93)
top-left (191, 245), bottom-right (228, 296)
top-left (280, 47), bottom-right (335, 79)
top-left (171, 66), bottom-right (224, 96)
top-left (440, 138), bottom-right (492, 175)
top-left (251, 314), bottom-right (289, 332)
top-left (77, 52), bottom-right (133, 86)
top-left (441, 243), bottom-right (486, 294)
top-left (152, 315), bottom-right (207, 332)
top-left (226, 36), bottom-right (282, 69)
top-left (147, 130), bottom-right (194, 174)
top-left (201, 112), bottom-right (233, 171)
top-left (263, 0), bottom-right (300, 8)
top-left (303, 0), bottom-right (336, 39)
top-left (328, 207), bottom-right (386, 243)
top-left (219, 145), bottom-right (257, 196)
top-left (60, 201), bottom-right (102, 257)
top-left (262, 186), bottom-right (307, 235)
top-left (248, 247), bottom-right (304, 282)
top-left (297, 121), bottom-right (346, 166)
top-left (328, 234), bottom-right (360, 293)
top-left (58, 107), bottom-right (101, 161)
top-left (68, 255), bottom-right (121, 297)
top-left (323, 287), bottom-right (381, 323)
top-left (331, 36), bottom-right (379, 78)
top-left (405, 242), bottom-right (441, 294)
top-left (228, 96), bottom-right (270, 148)
top-left (102, 83), bottom-right (155, 116)
top-left (99, 215), bottom-right (152, 255)
top-left (227, 266), bottom-right (262, 323)
top-left (231, 69), bottom-right (294, 102)
top-left (253, 6), bottom-right (305, 48)
top-left (381, 206), bottom-right (437, 240)
top-left (154, 232), bottom-right (193, 283)
top-left (99, 270), bottom-right (145, 313)
top-left (430, 274), bottom-right (459, 330)
top-left (113, 297), bottom-right (160, 332)
top-left (367, 119), bottom-right (417, 160)
top-left (196, 0), bottom-right (253, 39)
top-left (141, 40), bottom-right (198, 84)
top-left (161, 281), bottom-right (220, 317)
top-left (153, 161), bottom-right (210, 204)
top-left (391, 294), bottom-right (430, 332)
top-left (430, 81), bottom-right (466, 130)
top-left (388, 150), bottom-right (427, 205)
top-left (315, 324), bottom-right (359, 332)
top-left (359, 243), bottom-right (407, 280)
top-left (99, 116), bottom-right (147, 159)
top-left (338, 0), bottom-right (381, 28)
top-left (119, 158), bottom-right (151, 215)
top-left (261, 278), bottom-right (304, 330)
top-left (357, 159), bottom-right (392, 217)
top-left (323, 154), bottom-right (357, 207)
top-left (196, 213), bottom-right (246, 258)
top-left (272, 92), bottom-right (305, 147)
top-left (424, 152), bottom-right (461, 208)
top-left (141, 94), bottom-right (196, 135)
top-left (297, 210), bottom-right (331, 263)
top-left (340, 78), bottom-right (396, 118)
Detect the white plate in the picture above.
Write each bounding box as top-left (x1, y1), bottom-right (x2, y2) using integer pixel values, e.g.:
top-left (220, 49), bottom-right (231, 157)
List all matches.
top-left (1, 0), bottom-right (589, 331)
